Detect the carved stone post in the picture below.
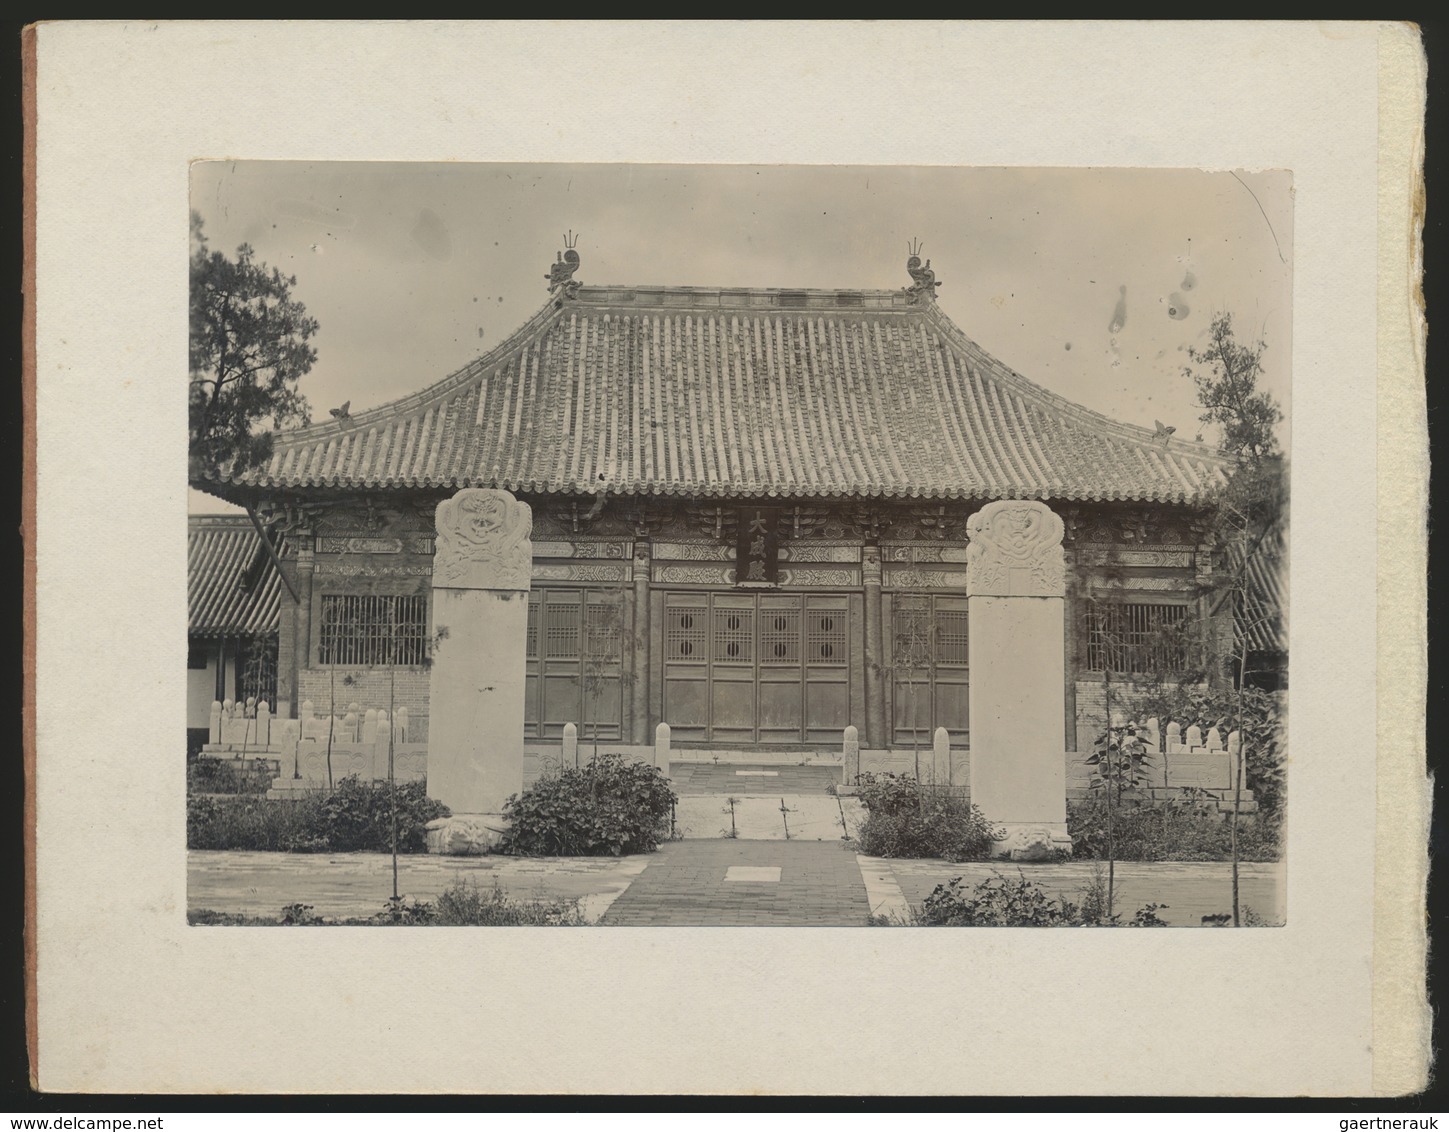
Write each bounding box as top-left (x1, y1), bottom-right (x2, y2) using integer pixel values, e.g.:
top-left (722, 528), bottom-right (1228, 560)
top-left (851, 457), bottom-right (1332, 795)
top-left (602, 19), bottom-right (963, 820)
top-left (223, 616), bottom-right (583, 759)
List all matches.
top-left (966, 500), bottom-right (1074, 859)
top-left (424, 488), bottom-right (532, 854)
top-left (862, 545), bottom-right (886, 748)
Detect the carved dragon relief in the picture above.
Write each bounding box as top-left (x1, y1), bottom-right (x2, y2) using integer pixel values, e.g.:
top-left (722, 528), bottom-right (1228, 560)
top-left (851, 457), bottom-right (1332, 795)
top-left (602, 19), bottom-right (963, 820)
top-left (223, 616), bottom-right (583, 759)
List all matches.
top-left (965, 500), bottom-right (1066, 598)
top-left (433, 489), bottom-right (533, 591)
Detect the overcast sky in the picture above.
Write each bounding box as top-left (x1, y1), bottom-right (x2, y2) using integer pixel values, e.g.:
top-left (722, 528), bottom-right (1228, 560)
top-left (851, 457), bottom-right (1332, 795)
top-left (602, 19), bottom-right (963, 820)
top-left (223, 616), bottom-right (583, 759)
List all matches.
top-left (189, 162), bottom-right (1293, 514)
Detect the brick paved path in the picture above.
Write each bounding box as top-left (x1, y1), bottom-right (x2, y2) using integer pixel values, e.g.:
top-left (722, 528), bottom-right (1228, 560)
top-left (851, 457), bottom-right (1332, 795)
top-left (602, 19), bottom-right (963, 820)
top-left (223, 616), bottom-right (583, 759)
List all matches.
top-left (599, 839), bottom-right (870, 926)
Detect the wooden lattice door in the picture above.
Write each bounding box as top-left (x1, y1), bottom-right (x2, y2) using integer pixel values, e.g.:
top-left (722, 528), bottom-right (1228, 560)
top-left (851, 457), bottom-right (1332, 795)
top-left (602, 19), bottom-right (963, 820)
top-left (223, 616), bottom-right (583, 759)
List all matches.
top-left (662, 591), bottom-right (853, 744)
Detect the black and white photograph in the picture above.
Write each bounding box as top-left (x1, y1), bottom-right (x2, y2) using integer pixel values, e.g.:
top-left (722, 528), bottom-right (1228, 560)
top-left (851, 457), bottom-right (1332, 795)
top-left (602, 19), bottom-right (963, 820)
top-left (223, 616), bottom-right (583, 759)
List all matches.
top-left (185, 162), bottom-right (1292, 930)
top-left (26, 21), bottom-right (1427, 1098)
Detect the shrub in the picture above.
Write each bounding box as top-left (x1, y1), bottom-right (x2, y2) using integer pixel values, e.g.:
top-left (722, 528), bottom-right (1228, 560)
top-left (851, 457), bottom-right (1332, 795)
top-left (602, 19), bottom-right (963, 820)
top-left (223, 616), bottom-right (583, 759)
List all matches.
top-left (187, 757), bottom-right (276, 795)
top-left (431, 879), bottom-right (587, 925)
top-left (187, 791), bottom-right (319, 851)
top-left (500, 754), bottom-right (677, 857)
top-left (921, 872), bottom-right (1082, 926)
top-left (316, 775), bottom-right (450, 853)
top-left (854, 773), bottom-right (1000, 861)
top-left (187, 881), bottom-right (590, 927)
top-left (186, 775), bottom-right (450, 853)
top-left (913, 871), bottom-right (1172, 928)
top-left (377, 895), bottom-right (436, 925)
top-left (1068, 794), bottom-right (1281, 862)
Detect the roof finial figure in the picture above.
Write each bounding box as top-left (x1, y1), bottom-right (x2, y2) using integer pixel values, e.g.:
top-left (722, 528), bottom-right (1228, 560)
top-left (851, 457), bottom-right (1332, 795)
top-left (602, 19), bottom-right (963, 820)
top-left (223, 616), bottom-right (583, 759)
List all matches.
top-left (547, 231), bottom-right (582, 300)
top-left (904, 238), bottom-right (941, 304)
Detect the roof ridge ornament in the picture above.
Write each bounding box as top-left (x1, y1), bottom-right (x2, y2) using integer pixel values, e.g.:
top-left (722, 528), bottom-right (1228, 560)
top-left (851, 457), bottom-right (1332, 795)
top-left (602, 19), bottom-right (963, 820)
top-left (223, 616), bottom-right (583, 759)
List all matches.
top-left (547, 231), bottom-right (582, 301)
top-left (904, 238), bottom-right (941, 304)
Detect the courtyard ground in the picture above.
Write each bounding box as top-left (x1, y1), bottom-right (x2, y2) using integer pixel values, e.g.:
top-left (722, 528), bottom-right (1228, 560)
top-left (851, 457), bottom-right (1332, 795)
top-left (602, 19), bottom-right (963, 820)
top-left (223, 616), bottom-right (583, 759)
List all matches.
top-left (188, 843), bottom-right (1284, 927)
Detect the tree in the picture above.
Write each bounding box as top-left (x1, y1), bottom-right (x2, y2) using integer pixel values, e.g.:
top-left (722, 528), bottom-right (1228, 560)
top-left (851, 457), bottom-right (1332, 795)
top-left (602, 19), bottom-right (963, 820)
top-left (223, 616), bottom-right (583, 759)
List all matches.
top-left (579, 591), bottom-right (628, 766)
top-left (189, 212), bottom-right (317, 480)
top-left (888, 590), bottom-right (938, 789)
top-left (1184, 311), bottom-right (1286, 926)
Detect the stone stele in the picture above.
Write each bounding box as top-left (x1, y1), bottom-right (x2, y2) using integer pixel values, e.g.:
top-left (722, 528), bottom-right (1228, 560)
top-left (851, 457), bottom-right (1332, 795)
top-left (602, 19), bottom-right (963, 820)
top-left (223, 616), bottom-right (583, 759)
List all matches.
top-left (425, 488), bottom-right (532, 853)
top-left (966, 500), bottom-right (1074, 859)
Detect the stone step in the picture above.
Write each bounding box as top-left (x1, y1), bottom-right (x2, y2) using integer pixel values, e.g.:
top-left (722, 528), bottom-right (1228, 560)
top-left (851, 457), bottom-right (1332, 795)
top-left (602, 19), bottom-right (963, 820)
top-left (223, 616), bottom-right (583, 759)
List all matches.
top-left (667, 748), bottom-right (843, 766)
top-left (672, 794), bottom-right (865, 841)
top-left (668, 762), bottom-right (843, 795)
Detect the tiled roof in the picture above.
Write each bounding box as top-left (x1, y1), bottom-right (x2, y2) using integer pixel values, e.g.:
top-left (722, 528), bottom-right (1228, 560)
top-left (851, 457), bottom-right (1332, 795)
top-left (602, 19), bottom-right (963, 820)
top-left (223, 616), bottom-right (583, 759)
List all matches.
top-left (206, 285), bottom-right (1231, 504)
top-left (189, 516), bottom-right (283, 637)
top-left (1240, 520), bottom-right (1287, 654)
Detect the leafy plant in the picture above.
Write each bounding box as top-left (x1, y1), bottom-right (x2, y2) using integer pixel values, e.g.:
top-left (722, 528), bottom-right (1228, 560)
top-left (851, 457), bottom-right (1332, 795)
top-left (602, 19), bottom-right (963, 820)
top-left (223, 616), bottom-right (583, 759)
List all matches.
top-left (1077, 865), bottom-right (1117, 925)
top-left (431, 879), bottom-right (588, 926)
top-left (854, 773), bottom-right (1000, 861)
top-left (185, 775), bottom-right (449, 853)
top-left (187, 757), bottom-right (275, 796)
top-left (1067, 795), bottom-right (1281, 862)
top-left (316, 775), bottom-right (450, 853)
top-left (1087, 722), bottom-right (1154, 801)
top-left (920, 872), bottom-right (1083, 927)
top-left (500, 753), bottom-right (677, 857)
top-left (1130, 903), bottom-right (1171, 927)
top-left (1085, 719), bottom-right (1154, 915)
top-left (188, 881), bottom-right (590, 927)
top-left (910, 871), bottom-right (1176, 928)
top-left (378, 895), bottom-right (435, 925)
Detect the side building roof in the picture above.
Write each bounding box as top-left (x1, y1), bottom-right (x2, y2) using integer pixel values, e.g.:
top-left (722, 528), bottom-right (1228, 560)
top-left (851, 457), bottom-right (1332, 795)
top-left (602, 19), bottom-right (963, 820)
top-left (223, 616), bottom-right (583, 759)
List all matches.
top-left (188, 515), bottom-right (282, 638)
top-left (199, 283), bottom-right (1231, 505)
top-left (1239, 517), bottom-right (1288, 655)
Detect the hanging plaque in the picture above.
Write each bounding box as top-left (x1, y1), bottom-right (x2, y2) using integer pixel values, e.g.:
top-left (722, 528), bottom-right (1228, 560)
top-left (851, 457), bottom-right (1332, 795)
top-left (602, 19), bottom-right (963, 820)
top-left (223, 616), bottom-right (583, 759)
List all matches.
top-left (736, 506), bottom-right (780, 586)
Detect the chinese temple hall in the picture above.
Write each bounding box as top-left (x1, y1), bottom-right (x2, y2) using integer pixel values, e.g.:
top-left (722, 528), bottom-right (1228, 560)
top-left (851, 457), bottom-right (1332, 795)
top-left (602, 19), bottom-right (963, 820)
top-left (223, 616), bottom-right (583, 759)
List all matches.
top-left (195, 247), bottom-right (1240, 786)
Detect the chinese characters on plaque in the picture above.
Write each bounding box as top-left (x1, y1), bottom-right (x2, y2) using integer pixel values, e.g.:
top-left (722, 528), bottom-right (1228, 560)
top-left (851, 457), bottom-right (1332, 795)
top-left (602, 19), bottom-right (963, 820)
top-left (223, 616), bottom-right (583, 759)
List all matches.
top-left (736, 506), bottom-right (779, 585)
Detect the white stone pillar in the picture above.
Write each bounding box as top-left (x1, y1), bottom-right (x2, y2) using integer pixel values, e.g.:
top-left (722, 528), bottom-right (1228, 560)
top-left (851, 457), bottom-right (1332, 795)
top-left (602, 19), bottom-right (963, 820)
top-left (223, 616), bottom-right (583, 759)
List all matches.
top-left (966, 500), bottom-right (1074, 859)
top-left (842, 725), bottom-right (861, 785)
top-left (425, 488), bottom-right (533, 854)
top-left (931, 726), bottom-right (951, 786)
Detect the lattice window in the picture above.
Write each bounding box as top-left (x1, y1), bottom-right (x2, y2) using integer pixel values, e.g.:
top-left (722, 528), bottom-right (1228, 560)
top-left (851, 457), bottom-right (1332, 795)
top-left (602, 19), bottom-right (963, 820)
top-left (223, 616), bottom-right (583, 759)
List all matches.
top-left (936, 610), bottom-right (969, 666)
top-left (1087, 602), bottom-right (1189, 674)
top-left (761, 608), bottom-right (800, 665)
top-left (583, 597), bottom-right (624, 657)
top-left (892, 595), bottom-right (936, 669)
top-left (667, 608), bottom-right (706, 659)
top-left (712, 608), bottom-right (754, 663)
top-left (545, 599), bottom-right (581, 660)
top-left (806, 610), bottom-right (846, 664)
top-left (318, 594), bottom-right (428, 666)
top-left (526, 596), bottom-right (540, 660)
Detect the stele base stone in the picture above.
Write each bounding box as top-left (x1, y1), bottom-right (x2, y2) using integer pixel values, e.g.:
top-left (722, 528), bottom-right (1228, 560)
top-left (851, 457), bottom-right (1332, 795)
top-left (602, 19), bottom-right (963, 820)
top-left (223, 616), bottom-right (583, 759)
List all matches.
top-left (966, 500), bottom-right (1073, 857)
top-left (992, 822), bottom-right (1076, 861)
top-left (425, 488), bottom-right (532, 846)
top-left (425, 814), bottom-right (509, 856)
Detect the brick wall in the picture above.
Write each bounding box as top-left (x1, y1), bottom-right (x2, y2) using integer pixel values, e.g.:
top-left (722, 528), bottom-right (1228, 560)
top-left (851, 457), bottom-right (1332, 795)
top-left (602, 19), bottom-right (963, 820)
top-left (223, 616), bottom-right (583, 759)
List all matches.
top-left (297, 667), bottom-right (431, 740)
